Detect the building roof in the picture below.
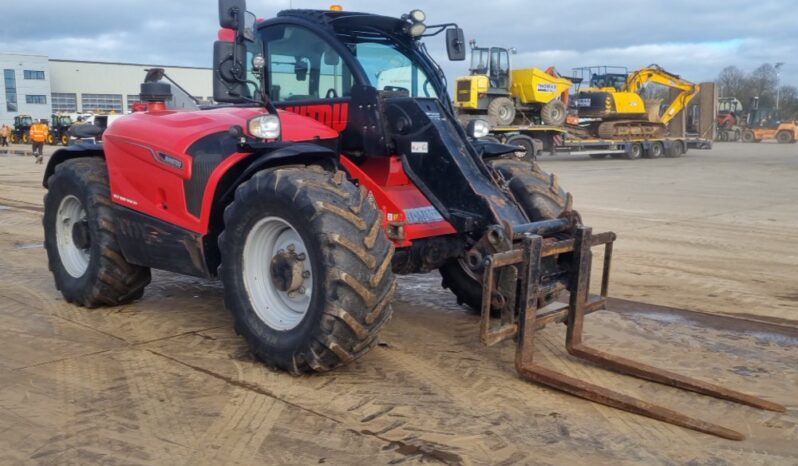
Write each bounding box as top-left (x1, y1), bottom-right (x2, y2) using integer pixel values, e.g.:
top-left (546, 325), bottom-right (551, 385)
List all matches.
top-left (48, 58), bottom-right (211, 71)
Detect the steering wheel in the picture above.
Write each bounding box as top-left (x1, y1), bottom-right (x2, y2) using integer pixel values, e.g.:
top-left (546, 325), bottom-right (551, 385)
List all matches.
top-left (422, 80), bottom-right (432, 97)
top-left (325, 88), bottom-right (338, 99)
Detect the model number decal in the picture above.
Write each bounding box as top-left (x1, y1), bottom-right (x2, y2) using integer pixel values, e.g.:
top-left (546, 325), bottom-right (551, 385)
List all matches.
top-left (575, 98), bottom-right (592, 107)
top-left (404, 206), bottom-right (444, 224)
top-left (537, 84), bottom-right (558, 92)
top-left (411, 141), bottom-right (429, 154)
top-left (113, 193), bottom-right (139, 206)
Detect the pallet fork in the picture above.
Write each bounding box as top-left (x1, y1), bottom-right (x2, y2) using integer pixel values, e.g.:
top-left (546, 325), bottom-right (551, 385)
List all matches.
top-left (480, 223), bottom-right (784, 440)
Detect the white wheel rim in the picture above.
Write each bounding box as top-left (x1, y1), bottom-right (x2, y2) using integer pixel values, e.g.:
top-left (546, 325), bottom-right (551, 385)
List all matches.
top-left (56, 195), bottom-right (90, 278)
top-left (242, 216), bottom-right (313, 331)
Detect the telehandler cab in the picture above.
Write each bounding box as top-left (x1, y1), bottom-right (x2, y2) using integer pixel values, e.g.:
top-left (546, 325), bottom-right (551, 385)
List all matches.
top-left (42, 0), bottom-right (782, 440)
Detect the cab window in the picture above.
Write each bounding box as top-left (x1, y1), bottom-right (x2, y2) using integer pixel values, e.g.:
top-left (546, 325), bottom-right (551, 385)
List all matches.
top-left (349, 41), bottom-right (438, 98)
top-left (263, 25), bottom-right (352, 102)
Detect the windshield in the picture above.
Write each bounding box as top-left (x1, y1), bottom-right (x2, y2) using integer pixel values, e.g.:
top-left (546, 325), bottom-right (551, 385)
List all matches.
top-left (346, 40), bottom-right (438, 98)
top-left (59, 116), bottom-right (72, 126)
top-left (19, 116), bottom-right (32, 126)
top-left (591, 73), bottom-right (627, 91)
top-left (470, 48), bottom-right (489, 74)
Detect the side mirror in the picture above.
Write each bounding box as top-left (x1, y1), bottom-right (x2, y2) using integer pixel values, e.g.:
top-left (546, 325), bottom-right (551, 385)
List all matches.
top-left (219, 0), bottom-right (246, 29)
top-left (294, 59), bottom-right (309, 82)
top-left (446, 28), bottom-right (466, 61)
top-left (213, 40), bottom-right (250, 103)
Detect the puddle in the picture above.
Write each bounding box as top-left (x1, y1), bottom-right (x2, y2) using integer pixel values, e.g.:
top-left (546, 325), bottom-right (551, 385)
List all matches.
top-left (14, 242), bottom-right (43, 250)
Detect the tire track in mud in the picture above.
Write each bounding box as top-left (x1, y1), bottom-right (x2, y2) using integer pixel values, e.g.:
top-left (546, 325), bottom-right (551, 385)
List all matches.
top-left (146, 349), bottom-right (443, 464)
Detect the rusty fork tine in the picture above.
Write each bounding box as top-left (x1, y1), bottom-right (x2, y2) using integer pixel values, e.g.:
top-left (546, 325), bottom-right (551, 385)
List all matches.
top-left (565, 226), bottom-right (783, 413)
top-left (517, 364), bottom-right (746, 441)
top-left (567, 344), bottom-right (785, 412)
top-left (507, 227), bottom-right (783, 441)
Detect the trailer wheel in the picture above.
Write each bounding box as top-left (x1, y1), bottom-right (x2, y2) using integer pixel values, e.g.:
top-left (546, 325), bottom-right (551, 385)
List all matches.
top-left (506, 135), bottom-right (538, 161)
top-left (540, 100), bottom-right (566, 126)
top-left (441, 159), bottom-right (568, 313)
top-left (646, 142), bottom-right (664, 158)
top-left (219, 166), bottom-right (395, 374)
top-left (741, 129), bottom-right (755, 143)
top-left (626, 143), bottom-right (643, 159)
top-left (776, 131), bottom-right (794, 144)
top-left (488, 97), bottom-right (516, 126)
top-left (43, 158), bottom-right (151, 307)
top-left (665, 141), bottom-right (684, 158)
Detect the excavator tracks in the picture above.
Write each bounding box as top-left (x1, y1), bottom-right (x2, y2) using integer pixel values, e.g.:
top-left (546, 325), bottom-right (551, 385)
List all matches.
top-left (597, 120), bottom-right (666, 139)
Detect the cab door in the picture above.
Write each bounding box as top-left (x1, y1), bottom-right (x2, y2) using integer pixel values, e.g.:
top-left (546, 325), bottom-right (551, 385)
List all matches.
top-left (264, 24), bottom-right (354, 133)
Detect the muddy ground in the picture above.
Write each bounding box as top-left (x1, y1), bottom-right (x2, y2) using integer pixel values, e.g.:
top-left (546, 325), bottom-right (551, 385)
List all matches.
top-left (0, 142), bottom-right (796, 465)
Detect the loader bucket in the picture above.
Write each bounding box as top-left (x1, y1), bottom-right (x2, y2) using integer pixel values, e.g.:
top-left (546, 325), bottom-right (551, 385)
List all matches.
top-left (478, 220), bottom-right (784, 440)
top-left (510, 68), bottom-right (572, 105)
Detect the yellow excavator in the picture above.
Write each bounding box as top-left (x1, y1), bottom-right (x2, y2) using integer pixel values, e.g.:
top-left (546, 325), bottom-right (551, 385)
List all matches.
top-left (573, 65), bottom-right (699, 139)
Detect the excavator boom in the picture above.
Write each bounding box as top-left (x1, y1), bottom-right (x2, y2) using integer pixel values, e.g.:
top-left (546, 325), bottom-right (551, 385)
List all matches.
top-left (626, 65), bottom-right (700, 124)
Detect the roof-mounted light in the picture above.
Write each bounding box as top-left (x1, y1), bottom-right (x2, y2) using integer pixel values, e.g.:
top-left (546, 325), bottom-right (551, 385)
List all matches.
top-left (330, 4), bottom-right (343, 11)
top-left (409, 9), bottom-right (426, 22)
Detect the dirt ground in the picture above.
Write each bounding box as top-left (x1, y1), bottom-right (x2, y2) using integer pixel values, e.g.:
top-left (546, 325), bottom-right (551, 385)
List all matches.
top-left (0, 142), bottom-right (796, 465)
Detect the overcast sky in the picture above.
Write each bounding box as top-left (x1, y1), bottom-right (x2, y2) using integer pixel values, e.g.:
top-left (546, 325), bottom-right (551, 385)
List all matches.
top-left (1, 0), bottom-right (796, 88)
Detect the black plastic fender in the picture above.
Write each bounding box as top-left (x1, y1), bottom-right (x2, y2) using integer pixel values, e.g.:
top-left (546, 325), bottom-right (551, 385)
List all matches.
top-left (43, 143), bottom-right (104, 188)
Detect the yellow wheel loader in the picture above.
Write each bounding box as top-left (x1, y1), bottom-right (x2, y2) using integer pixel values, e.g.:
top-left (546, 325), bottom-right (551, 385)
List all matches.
top-left (573, 65), bottom-right (700, 139)
top-left (455, 42), bottom-right (574, 127)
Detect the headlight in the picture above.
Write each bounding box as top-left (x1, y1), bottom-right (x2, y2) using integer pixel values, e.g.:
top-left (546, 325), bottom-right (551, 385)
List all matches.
top-left (466, 119), bottom-right (490, 139)
top-left (248, 114), bottom-right (281, 139)
top-left (409, 9), bottom-right (426, 22)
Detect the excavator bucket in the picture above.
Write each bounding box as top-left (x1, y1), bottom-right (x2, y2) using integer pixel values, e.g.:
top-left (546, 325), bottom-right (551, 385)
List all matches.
top-left (479, 223), bottom-right (784, 440)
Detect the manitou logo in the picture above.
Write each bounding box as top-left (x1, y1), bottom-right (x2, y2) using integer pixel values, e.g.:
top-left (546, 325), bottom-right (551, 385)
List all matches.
top-left (281, 102), bottom-right (349, 132)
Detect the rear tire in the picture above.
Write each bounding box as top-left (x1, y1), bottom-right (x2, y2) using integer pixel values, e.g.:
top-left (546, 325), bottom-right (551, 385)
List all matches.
top-left (506, 134), bottom-right (539, 161)
top-left (665, 141), bottom-right (684, 158)
top-left (540, 100), bottom-right (566, 126)
top-left (22, 133), bottom-right (30, 144)
top-left (776, 131), bottom-right (794, 144)
top-left (219, 166), bottom-right (395, 374)
top-left (43, 158), bottom-right (151, 307)
top-left (440, 159), bottom-right (569, 312)
top-left (488, 97), bottom-right (516, 126)
top-left (626, 143), bottom-right (643, 159)
top-left (646, 142), bottom-right (664, 158)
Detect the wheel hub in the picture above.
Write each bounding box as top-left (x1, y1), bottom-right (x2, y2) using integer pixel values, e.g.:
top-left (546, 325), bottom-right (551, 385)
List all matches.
top-left (71, 219), bottom-right (91, 250)
top-left (270, 246), bottom-right (307, 294)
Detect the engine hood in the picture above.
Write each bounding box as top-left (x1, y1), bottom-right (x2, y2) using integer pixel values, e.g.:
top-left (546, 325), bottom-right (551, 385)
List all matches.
top-left (105, 106), bottom-right (340, 155)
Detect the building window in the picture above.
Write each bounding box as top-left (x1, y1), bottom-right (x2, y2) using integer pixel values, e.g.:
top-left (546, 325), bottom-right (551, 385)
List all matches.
top-left (26, 95), bottom-right (47, 105)
top-left (126, 94), bottom-right (141, 111)
top-left (23, 70), bottom-right (45, 80)
top-left (52, 93), bottom-right (77, 113)
top-left (81, 93), bottom-right (123, 113)
top-left (4, 69), bottom-right (17, 112)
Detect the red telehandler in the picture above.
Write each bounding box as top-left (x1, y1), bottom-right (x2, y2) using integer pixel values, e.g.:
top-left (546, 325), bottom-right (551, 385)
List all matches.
top-left (42, 0), bottom-right (782, 440)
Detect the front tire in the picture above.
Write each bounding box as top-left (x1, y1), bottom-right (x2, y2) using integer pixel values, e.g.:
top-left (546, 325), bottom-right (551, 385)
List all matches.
top-left (488, 97), bottom-right (516, 126)
top-left (440, 159), bottom-right (569, 312)
top-left (776, 131), bottom-right (794, 144)
top-left (219, 166), bottom-right (396, 373)
top-left (540, 100), bottom-right (566, 126)
top-left (43, 158), bottom-right (151, 307)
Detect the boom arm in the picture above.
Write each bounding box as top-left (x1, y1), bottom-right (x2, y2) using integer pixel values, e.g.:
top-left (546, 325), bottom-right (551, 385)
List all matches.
top-left (625, 65), bottom-right (700, 124)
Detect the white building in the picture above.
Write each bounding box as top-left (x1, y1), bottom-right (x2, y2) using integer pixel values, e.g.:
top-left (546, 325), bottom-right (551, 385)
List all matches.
top-left (1, 53), bottom-right (212, 125)
top-left (1, 53), bottom-right (53, 124)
